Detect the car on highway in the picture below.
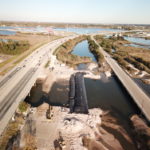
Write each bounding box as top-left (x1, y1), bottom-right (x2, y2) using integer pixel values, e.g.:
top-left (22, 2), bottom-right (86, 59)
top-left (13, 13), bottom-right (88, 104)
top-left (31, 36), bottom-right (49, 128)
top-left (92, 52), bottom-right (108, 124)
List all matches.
top-left (16, 67), bottom-right (21, 71)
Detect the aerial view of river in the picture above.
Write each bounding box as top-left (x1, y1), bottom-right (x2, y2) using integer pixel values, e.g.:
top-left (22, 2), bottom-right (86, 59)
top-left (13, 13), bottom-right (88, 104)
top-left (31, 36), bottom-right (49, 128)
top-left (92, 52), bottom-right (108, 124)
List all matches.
top-left (71, 40), bottom-right (139, 117)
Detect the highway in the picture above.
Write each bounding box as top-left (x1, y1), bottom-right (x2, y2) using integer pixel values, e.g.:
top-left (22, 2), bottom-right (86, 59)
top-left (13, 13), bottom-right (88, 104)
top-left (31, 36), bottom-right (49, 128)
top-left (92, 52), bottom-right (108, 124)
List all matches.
top-left (92, 35), bottom-right (150, 121)
top-left (0, 68), bottom-right (36, 120)
top-left (0, 67), bottom-right (21, 88)
top-left (0, 34), bottom-right (78, 135)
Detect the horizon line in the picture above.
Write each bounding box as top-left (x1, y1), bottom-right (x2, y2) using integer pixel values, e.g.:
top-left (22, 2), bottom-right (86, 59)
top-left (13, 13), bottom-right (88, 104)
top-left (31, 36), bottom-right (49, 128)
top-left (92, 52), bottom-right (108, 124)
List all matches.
top-left (0, 20), bottom-right (150, 26)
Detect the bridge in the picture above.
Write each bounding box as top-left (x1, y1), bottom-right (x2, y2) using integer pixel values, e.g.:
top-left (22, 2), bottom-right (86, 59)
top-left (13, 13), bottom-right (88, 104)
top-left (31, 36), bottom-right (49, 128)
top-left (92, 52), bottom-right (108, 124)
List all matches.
top-left (92, 35), bottom-right (150, 122)
top-left (0, 35), bottom-right (78, 136)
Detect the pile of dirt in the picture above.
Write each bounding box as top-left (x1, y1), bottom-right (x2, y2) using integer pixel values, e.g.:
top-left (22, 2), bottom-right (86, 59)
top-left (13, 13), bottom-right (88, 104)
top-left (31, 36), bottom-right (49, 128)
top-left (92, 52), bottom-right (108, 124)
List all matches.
top-left (83, 111), bottom-right (137, 150)
top-left (130, 114), bottom-right (150, 150)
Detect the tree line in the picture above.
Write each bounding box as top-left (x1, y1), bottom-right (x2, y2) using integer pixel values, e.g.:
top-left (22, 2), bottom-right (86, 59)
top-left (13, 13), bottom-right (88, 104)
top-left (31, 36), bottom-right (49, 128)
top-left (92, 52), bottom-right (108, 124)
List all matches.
top-left (0, 39), bottom-right (30, 55)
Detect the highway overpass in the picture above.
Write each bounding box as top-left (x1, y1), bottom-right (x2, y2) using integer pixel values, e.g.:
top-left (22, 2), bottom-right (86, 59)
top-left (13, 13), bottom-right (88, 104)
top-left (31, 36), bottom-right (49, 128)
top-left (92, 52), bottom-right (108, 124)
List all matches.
top-left (92, 35), bottom-right (150, 122)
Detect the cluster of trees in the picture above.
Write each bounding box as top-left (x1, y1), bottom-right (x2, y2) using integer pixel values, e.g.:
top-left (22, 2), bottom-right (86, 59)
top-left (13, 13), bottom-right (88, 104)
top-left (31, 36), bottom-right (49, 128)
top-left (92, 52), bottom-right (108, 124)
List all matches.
top-left (94, 35), bottom-right (114, 54)
top-left (113, 54), bottom-right (128, 67)
top-left (0, 39), bottom-right (30, 55)
top-left (113, 53), bottom-right (150, 74)
top-left (54, 35), bottom-right (91, 66)
top-left (87, 37), bottom-right (104, 65)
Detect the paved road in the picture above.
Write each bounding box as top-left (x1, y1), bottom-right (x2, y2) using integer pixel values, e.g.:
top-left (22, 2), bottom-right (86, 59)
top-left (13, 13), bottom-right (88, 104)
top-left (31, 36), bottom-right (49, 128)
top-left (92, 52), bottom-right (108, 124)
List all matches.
top-left (0, 68), bottom-right (36, 120)
top-left (0, 35), bottom-right (78, 135)
top-left (92, 35), bottom-right (150, 121)
top-left (0, 67), bottom-right (21, 88)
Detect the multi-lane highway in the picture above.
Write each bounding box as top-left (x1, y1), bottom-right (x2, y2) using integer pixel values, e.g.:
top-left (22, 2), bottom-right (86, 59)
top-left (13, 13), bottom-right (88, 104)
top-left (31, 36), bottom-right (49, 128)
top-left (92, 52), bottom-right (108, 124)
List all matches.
top-left (0, 68), bottom-right (36, 119)
top-left (92, 35), bottom-right (150, 121)
top-left (0, 35), bottom-right (78, 135)
top-left (0, 67), bottom-right (21, 88)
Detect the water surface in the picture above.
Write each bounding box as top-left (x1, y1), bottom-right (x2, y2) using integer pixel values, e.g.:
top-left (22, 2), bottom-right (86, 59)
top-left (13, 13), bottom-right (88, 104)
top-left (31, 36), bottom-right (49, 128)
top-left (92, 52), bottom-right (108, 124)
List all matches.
top-left (124, 36), bottom-right (150, 46)
top-left (54, 27), bottom-right (123, 34)
top-left (0, 30), bottom-right (16, 35)
top-left (124, 43), bottom-right (150, 49)
top-left (0, 26), bottom-right (123, 35)
top-left (71, 40), bottom-right (96, 62)
top-left (85, 74), bottom-right (138, 117)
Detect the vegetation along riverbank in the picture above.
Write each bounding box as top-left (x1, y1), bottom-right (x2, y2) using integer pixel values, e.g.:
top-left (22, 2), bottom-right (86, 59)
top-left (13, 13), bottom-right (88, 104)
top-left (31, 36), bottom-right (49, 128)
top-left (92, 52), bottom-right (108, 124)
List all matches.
top-left (94, 35), bottom-right (150, 83)
top-left (54, 35), bottom-right (92, 67)
top-left (87, 36), bottom-right (104, 66)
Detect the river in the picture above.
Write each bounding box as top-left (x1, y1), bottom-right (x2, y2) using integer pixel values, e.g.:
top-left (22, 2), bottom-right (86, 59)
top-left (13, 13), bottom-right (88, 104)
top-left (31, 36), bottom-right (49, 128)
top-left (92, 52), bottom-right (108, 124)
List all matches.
top-left (25, 39), bottom-right (142, 149)
top-left (71, 40), bottom-right (139, 116)
top-left (27, 40), bottom-right (140, 117)
top-left (72, 40), bottom-right (96, 62)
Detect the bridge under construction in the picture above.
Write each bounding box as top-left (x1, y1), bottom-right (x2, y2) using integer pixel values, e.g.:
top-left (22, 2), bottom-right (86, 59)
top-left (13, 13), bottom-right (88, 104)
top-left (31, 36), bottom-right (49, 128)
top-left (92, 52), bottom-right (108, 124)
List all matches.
top-left (69, 72), bottom-right (89, 114)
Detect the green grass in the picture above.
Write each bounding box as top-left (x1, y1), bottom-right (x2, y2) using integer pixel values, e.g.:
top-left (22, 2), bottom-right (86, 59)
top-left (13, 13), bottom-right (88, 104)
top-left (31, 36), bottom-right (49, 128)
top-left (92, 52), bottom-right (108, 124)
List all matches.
top-left (0, 56), bottom-right (17, 68)
top-left (45, 60), bottom-right (50, 68)
top-left (0, 66), bottom-right (15, 76)
top-left (18, 101), bottom-right (29, 113)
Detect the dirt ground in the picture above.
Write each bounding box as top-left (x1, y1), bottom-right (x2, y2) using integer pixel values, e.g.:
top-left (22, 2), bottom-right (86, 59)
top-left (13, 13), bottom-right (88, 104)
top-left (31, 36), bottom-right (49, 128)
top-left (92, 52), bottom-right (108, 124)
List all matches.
top-left (0, 33), bottom-right (58, 46)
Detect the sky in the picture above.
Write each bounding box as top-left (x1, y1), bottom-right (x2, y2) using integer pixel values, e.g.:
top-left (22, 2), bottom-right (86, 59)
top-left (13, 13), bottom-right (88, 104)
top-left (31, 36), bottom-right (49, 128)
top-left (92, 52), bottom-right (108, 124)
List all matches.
top-left (0, 0), bottom-right (150, 24)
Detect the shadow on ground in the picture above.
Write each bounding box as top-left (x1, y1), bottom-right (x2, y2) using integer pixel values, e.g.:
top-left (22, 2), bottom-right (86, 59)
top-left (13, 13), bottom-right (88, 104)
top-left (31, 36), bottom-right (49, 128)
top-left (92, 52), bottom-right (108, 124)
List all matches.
top-left (25, 79), bottom-right (69, 107)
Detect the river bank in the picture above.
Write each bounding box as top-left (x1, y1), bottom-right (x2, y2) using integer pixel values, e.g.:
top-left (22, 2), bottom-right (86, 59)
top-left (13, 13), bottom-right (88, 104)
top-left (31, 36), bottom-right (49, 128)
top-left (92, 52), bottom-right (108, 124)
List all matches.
top-left (1, 36), bottom-right (150, 149)
top-left (23, 52), bottom-right (150, 150)
top-left (22, 40), bottom-right (142, 149)
top-left (54, 35), bottom-right (93, 67)
top-left (1, 56), bottom-right (149, 149)
top-left (94, 35), bottom-right (150, 97)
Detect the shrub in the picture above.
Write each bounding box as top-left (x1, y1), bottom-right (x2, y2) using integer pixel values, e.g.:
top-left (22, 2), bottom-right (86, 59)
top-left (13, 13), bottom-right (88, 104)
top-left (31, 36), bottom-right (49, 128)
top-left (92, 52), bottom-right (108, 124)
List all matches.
top-left (18, 101), bottom-right (29, 113)
top-left (87, 37), bottom-right (104, 65)
top-left (113, 54), bottom-right (129, 67)
top-left (54, 35), bottom-right (91, 66)
top-left (0, 40), bottom-right (30, 55)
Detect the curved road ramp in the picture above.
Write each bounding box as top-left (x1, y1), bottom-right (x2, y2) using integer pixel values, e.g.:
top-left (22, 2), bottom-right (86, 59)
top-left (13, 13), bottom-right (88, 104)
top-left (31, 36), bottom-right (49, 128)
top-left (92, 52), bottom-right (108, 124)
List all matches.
top-left (69, 72), bottom-right (89, 114)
